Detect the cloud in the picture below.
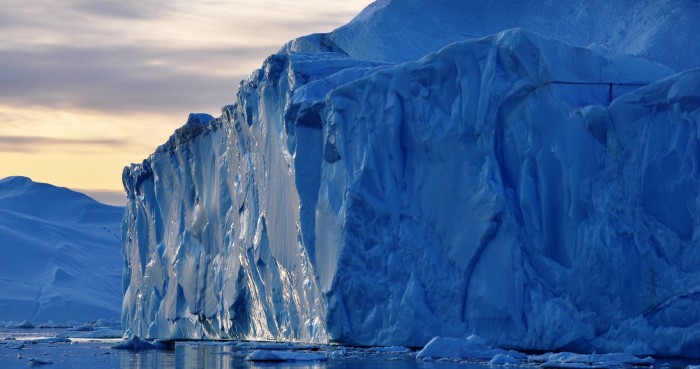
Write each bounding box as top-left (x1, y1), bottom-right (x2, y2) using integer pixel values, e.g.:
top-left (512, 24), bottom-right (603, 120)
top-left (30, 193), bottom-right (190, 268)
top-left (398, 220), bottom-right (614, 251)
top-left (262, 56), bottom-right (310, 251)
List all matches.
top-left (0, 0), bottom-right (374, 194)
top-left (0, 45), bottom-right (268, 116)
top-left (0, 0), bottom-right (374, 118)
top-left (0, 136), bottom-right (126, 153)
top-left (69, 0), bottom-right (175, 20)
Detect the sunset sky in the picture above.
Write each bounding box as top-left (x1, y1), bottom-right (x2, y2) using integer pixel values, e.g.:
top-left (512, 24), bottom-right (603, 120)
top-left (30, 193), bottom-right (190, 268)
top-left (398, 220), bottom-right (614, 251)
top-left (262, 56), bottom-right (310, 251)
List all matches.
top-left (0, 0), bottom-right (373, 205)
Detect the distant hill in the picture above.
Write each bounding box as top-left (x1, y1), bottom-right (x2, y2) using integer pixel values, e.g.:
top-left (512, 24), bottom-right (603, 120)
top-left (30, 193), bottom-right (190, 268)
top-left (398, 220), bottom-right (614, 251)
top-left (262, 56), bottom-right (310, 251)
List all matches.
top-left (0, 176), bottom-right (123, 323)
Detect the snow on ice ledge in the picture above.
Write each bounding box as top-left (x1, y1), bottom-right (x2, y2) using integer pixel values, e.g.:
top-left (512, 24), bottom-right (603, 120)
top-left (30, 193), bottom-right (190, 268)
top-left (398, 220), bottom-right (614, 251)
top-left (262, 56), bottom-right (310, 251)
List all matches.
top-left (122, 29), bottom-right (700, 357)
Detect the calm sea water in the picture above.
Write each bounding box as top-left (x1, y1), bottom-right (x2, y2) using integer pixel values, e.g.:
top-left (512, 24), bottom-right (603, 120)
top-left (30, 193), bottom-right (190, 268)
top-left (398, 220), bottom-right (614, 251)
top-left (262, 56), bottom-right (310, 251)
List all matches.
top-left (0, 338), bottom-right (487, 369)
top-left (1, 328), bottom-right (697, 369)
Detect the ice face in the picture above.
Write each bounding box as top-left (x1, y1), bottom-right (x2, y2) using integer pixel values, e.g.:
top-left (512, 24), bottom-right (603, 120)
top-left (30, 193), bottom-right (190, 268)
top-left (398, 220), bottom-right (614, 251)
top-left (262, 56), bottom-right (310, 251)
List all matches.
top-left (122, 2), bottom-right (700, 358)
top-left (314, 30), bottom-right (698, 353)
top-left (121, 51), bottom-right (387, 342)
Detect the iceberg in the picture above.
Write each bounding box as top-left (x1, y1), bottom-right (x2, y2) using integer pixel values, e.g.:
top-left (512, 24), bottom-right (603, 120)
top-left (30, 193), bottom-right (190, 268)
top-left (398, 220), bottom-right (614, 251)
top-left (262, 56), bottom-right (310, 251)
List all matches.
top-left (0, 176), bottom-right (123, 323)
top-left (121, 0), bottom-right (700, 358)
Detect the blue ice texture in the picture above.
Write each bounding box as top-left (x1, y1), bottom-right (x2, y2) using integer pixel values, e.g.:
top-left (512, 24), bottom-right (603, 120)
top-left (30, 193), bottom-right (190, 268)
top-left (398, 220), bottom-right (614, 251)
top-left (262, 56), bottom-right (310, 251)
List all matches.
top-left (120, 0), bottom-right (700, 358)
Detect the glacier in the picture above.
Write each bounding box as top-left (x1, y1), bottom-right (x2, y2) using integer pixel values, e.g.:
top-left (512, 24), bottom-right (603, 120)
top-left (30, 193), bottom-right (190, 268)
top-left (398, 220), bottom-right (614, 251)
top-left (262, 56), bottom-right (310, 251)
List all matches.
top-left (0, 176), bottom-right (123, 323)
top-left (121, 0), bottom-right (700, 357)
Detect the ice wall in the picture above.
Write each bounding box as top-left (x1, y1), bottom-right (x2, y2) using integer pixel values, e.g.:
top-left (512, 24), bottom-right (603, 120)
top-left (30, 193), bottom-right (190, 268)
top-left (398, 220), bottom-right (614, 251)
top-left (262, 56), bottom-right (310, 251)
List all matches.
top-left (121, 49), bottom-right (385, 341)
top-left (316, 30), bottom-right (700, 355)
top-left (122, 5), bottom-right (700, 358)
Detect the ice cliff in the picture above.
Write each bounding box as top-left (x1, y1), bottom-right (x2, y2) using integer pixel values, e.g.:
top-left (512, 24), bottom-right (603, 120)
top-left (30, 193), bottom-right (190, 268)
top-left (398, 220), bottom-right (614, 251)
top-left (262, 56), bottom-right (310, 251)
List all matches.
top-left (122, 0), bottom-right (700, 357)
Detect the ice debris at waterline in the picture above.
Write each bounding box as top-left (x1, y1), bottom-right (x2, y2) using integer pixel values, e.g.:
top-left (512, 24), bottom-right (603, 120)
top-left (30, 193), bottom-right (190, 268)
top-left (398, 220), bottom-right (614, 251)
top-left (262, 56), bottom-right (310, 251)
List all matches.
top-left (530, 352), bottom-right (655, 369)
top-left (0, 332), bottom-right (668, 369)
top-left (121, 0), bottom-right (700, 358)
top-left (416, 336), bottom-right (526, 361)
top-left (246, 349), bottom-right (327, 362)
top-left (111, 336), bottom-right (172, 351)
top-left (27, 357), bottom-right (53, 366)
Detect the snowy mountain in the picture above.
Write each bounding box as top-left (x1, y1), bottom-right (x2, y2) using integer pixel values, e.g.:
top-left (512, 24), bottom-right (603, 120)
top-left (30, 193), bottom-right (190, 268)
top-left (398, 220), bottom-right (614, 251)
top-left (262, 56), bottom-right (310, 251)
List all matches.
top-left (121, 0), bottom-right (700, 357)
top-left (0, 176), bottom-right (123, 323)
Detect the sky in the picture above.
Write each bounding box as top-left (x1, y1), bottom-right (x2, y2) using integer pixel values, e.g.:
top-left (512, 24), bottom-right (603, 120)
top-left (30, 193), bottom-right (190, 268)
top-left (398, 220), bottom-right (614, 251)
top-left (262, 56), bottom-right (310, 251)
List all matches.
top-left (0, 0), bottom-right (374, 206)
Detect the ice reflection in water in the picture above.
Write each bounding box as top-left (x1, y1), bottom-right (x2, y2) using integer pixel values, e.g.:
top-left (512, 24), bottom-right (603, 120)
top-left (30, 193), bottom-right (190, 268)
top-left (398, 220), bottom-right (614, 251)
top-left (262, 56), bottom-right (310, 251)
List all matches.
top-left (118, 343), bottom-right (458, 369)
top-left (120, 348), bottom-right (175, 369)
top-left (119, 344), bottom-right (330, 369)
top-left (4, 334), bottom-right (695, 369)
top-left (173, 344), bottom-right (327, 369)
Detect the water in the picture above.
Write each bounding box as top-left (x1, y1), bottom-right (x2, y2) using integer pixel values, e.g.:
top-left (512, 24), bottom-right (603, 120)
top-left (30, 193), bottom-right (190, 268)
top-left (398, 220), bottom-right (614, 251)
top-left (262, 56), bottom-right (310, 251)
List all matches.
top-left (1, 328), bottom-right (698, 369)
top-left (0, 338), bottom-right (485, 369)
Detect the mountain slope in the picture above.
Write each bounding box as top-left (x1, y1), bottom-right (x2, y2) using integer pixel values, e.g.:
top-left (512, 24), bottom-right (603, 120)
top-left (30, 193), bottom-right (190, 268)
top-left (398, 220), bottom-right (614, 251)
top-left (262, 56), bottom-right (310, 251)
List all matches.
top-left (0, 176), bottom-right (123, 323)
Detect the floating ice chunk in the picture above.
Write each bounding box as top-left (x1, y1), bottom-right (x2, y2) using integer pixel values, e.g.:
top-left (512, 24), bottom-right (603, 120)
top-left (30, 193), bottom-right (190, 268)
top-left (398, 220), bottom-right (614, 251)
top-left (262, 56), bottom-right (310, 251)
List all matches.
top-left (27, 357), bottom-right (53, 366)
top-left (540, 362), bottom-right (604, 369)
top-left (246, 349), bottom-right (327, 362)
top-left (68, 324), bottom-right (94, 331)
top-left (36, 322), bottom-right (55, 329)
top-left (490, 354), bottom-right (518, 366)
top-left (368, 346), bottom-right (411, 353)
top-left (328, 349), bottom-right (350, 359)
top-left (111, 336), bottom-right (158, 350)
top-left (29, 338), bottom-right (71, 344)
top-left (3, 342), bottom-right (24, 349)
top-left (467, 335), bottom-right (488, 346)
top-left (46, 323), bottom-right (71, 329)
top-left (14, 320), bottom-right (35, 329)
top-left (234, 342), bottom-right (296, 350)
top-left (529, 352), bottom-right (654, 367)
top-left (416, 337), bottom-right (525, 361)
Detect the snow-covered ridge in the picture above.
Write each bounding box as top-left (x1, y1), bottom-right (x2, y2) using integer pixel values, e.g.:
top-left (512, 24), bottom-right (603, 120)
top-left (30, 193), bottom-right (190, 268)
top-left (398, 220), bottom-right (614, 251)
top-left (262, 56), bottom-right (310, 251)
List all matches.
top-left (330, 0), bottom-right (700, 72)
top-left (122, 0), bottom-right (700, 358)
top-left (0, 176), bottom-right (123, 323)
